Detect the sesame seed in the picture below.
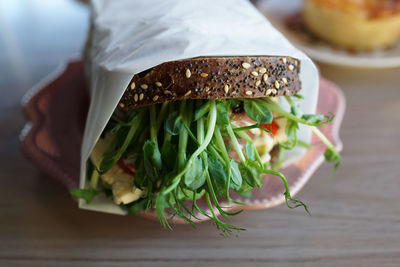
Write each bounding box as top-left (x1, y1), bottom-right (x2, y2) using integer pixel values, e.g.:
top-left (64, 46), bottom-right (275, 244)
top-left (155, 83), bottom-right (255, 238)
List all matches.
top-left (265, 89), bottom-right (274, 96)
top-left (134, 94), bottom-right (138, 102)
top-left (272, 89), bottom-right (277, 94)
top-left (164, 90), bottom-right (172, 95)
top-left (184, 90), bottom-right (192, 97)
top-left (119, 103), bottom-right (125, 108)
top-left (224, 84), bottom-right (229, 94)
top-left (153, 95), bottom-right (159, 101)
top-left (288, 65), bottom-right (294, 71)
top-left (242, 62), bottom-right (251, 69)
top-left (263, 74), bottom-right (268, 83)
top-left (155, 82), bottom-right (162, 87)
top-left (294, 60), bottom-right (298, 65)
top-left (274, 81), bottom-right (280, 89)
top-left (258, 67), bottom-right (267, 74)
top-left (205, 86), bottom-right (210, 92)
top-left (282, 77), bottom-right (288, 84)
top-left (130, 82), bottom-right (135, 90)
top-left (251, 71), bottom-right (259, 77)
top-left (200, 73), bottom-right (208, 78)
top-left (255, 80), bottom-right (261, 87)
top-left (185, 69), bottom-right (191, 78)
top-left (140, 84), bottom-right (148, 90)
top-left (139, 93), bottom-right (144, 101)
top-left (245, 90), bottom-right (253, 96)
top-left (282, 58), bottom-right (287, 64)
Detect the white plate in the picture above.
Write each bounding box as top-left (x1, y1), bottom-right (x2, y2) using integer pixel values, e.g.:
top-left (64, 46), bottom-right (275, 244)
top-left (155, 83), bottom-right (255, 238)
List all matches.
top-left (257, 0), bottom-right (400, 68)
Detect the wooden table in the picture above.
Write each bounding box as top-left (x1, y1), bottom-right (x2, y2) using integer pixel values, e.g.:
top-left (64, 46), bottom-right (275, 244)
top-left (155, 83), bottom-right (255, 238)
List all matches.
top-left (1, 1), bottom-right (400, 266)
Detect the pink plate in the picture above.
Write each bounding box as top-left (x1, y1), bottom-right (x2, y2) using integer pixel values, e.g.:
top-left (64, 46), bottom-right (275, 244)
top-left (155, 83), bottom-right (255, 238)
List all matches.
top-left (20, 60), bottom-right (345, 223)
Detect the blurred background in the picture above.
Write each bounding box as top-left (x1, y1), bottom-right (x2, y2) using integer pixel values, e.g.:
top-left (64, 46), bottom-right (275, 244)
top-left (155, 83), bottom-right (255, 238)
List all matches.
top-left (1, 0), bottom-right (400, 266)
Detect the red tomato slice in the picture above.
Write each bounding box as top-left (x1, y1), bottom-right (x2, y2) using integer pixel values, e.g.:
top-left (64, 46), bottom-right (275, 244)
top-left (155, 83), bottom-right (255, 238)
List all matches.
top-left (260, 120), bottom-right (279, 136)
top-left (231, 112), bottom-right (280, 136)
top-left (117, 158), bottom-right (136, 176)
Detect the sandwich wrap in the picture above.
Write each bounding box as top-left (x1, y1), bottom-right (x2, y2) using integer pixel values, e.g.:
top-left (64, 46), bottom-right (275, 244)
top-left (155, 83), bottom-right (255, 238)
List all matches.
top-left (80, 0), bottom-right (319, 214)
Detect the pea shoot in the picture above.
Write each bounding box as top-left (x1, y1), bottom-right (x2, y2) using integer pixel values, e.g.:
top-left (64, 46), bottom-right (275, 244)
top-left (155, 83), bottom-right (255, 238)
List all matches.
top-left (72, 96), bottom-right (341, 236)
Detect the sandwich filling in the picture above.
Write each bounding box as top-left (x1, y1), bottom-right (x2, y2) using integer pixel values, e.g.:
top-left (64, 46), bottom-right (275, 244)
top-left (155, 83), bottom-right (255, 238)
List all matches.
top-left (72, 95), bottom-right (340, 235)
top-left (89, 101), bottom-right (288, 206)
top-left (71, 51), bottom-right (340, 236)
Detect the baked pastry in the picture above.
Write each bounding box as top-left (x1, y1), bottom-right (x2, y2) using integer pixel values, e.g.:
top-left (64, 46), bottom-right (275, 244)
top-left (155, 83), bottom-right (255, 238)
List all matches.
top-left (303, 0), bottom-right (400, 50)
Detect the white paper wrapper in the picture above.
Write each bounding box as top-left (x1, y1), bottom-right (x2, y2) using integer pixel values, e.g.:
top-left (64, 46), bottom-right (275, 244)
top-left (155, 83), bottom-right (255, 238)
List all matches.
top-left (79, 0), bottom-right (319, 214)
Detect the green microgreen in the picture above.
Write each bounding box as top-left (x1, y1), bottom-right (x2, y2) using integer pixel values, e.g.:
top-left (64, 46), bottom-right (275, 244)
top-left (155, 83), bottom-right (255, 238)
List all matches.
top-left (243, 99), bottom-right (273, 124)
top-left (98, 111), bottom-right (144, 174)
top-left (263, 169), bottom-right (310, 214)
top-left (70, 188), bottom-right (100, 204)
top-left (293, 93), bottom-right (304, 99)
top-left (77, 94), bottom-right (341, 236)
top-left (165, 111), bottom-right (184, 136)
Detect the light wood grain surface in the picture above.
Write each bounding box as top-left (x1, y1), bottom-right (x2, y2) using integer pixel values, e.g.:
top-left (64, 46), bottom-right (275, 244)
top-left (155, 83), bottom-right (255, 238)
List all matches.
top-left (1, 1), bottom-right (400, 266)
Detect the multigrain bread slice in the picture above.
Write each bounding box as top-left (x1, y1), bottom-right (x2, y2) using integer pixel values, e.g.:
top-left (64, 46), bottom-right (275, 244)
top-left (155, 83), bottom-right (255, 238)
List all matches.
top-left (119, 56), bottom-right (301, 110)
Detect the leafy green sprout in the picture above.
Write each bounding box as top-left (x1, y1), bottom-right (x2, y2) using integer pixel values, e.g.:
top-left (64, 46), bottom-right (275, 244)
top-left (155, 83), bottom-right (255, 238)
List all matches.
top-left (71, 95), bottom-right (340, 236)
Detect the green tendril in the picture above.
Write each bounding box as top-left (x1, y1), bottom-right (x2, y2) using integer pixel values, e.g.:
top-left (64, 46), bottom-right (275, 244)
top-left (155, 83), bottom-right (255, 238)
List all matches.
top-left (85, 94), bottom-right (342, 236)
top-left (264, 169), bottom-right (310, 215)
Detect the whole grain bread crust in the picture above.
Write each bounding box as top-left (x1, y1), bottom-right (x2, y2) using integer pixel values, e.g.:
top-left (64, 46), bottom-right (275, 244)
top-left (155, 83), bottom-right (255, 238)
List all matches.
top-left (119, 56), bottom-right (301, 110)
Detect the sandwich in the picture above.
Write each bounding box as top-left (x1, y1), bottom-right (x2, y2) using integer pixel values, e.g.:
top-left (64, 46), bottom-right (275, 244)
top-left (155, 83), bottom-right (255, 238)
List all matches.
top-left (303, 0), bottom-right (400, 51)
top-left (71, 56), bottom-right (341, 234)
